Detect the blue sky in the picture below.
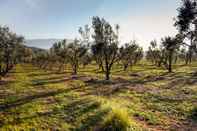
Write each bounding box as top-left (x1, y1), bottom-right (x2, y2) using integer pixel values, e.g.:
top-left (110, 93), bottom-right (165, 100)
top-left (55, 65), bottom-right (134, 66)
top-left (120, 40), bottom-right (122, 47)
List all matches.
top-left (0, 0), bottom-right (180, 49)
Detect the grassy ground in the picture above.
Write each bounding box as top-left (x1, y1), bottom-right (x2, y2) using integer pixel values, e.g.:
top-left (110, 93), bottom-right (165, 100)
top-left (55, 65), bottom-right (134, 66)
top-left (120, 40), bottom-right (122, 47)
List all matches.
top-left (0, 63), bottom-right (197, 131)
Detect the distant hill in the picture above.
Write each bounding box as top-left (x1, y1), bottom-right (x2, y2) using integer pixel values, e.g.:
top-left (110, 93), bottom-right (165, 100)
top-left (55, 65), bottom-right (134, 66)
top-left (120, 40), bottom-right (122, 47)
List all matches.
top-left (24, 39), bottom-right (62, 49)
top-left (27, 46), bottom-right (47, 53)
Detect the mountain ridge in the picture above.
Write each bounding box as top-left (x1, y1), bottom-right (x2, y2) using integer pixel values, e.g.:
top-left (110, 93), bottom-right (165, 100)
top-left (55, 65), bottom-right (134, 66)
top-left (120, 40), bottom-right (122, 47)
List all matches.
top-left (24, 38), bottom-right (73, 49)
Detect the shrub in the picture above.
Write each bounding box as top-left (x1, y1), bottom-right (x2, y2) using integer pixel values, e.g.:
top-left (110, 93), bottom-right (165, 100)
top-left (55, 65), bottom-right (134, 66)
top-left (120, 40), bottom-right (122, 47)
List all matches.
top-left (102, 108), bottom-right (134, 131)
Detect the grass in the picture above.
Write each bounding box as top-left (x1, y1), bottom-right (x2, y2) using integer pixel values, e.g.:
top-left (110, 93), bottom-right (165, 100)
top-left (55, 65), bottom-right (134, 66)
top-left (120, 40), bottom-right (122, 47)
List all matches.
top-left (102, 107), bottom-right (139, 131)
top-left (0, 62), bottom-right (197, 130)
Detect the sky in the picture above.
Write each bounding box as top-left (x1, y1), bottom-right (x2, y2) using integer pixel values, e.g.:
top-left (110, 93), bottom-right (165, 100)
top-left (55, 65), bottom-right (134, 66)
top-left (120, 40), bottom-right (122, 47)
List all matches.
top-left (0, 0), bottom-right (181, 49)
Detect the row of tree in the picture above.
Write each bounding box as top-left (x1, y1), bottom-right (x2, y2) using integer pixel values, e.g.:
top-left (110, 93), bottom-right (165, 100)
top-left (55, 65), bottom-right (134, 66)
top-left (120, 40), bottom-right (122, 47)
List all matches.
top-left (146, 35), bottom-right (183, 73)
top-left (147, 0), bottom-right (197, 73)
top-left (32, 17), bottom-right (143, 80)
top-left (33, 12), bottom-right (197, 80)
top-left (33, 0), bottom-right (197, 79)
top-left (1, 0), bottom-right (197, 81)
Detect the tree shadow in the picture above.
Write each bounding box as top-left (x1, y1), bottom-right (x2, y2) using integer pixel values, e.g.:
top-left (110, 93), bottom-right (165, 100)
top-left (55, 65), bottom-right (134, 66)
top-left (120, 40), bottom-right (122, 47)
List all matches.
top-left (34, 75), bottom-right (67, 82)
top-left (74, 109), bottom-right (108, 131)
top-left (63, 99), bottom-right (101, 123)
top-left (0, 80), bottom-right (14, 86)
top-left (31, 75), bottom-right (90, 86)
top-left (31, 77), bottom-right (72, 86)
top-left (82, 75), bottom-right (168, 96)
top-left (28, 72), bottom-right (55, 77)
top-left (78, 70), bottom-right (196, 97)
top-left (169, 107), bottom-right (197, 131)
top-left (0, 88), bottom-right (72, 112)
top-left (162, 72), bottom-right (197, 89)
top-left (0, 95), bottom-right (107, 130)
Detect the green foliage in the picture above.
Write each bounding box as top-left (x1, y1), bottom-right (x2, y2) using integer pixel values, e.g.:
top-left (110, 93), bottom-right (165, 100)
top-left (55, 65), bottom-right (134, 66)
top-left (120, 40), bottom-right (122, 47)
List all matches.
top-left (175, 0), bottom-right (197, 57)
top-left (175, 0), bottom-right (196, 33)
top-left (146, 40), bottom-right (164, 67)
top-left (147, 35), bottom-right (182, 73)
top-left (120, 40), bottom-right (143, 71)
top-left (0, 26), bottom-right (24, 75)
top-left (92, 16), bottom-right (119, 80)
top-left (67, 39), bottom-right (88, 74)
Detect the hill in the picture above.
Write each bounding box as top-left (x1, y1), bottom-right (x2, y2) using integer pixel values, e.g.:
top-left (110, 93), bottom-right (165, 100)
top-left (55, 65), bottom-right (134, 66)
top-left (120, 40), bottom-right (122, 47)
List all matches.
top-left (24, 39), bottom-right (62, 49)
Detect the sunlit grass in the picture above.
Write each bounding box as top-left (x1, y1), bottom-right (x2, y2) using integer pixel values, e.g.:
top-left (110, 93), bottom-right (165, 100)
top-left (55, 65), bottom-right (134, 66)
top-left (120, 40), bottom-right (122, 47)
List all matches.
top-left (0, 63), bottom-right (197, 130)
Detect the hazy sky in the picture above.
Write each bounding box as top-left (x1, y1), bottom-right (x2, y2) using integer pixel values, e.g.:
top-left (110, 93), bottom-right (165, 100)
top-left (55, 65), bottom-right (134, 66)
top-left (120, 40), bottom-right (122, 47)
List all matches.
top-left (0, 0), bottom-right (181, 49)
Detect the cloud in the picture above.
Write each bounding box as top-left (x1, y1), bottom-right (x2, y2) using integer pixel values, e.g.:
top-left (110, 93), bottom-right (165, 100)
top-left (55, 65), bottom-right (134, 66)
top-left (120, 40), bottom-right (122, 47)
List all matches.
top-left (105, 11), bottom-right (178, 50)
top-left (93, 0), bottom-right (180, 50)
top-left (24, 0), bottom-right (37, 8)
top-left (93, 0), bottom-right (181, 50)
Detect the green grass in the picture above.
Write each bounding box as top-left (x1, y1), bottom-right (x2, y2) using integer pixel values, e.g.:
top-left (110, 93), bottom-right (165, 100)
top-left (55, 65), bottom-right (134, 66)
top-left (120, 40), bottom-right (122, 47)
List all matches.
top-left (0, 63), bottom-right (197, 130)
top-left (102, 107), bottom-right (141, 131)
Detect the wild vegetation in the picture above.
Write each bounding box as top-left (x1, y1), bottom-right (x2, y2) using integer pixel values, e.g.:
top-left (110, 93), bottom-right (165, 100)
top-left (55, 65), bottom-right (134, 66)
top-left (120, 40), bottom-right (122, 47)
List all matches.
top-left (0, 0), bottom-right (197, 130)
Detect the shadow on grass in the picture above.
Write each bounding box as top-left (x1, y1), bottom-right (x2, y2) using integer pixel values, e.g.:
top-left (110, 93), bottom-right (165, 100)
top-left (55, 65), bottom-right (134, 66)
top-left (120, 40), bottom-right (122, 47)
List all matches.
top-left (31, 77), bottom-right (72, 86)
top-left (163, 72), bottom-right (197, 89)
top-left (33, 75), bottom-right (67, 82)
top-left (63, 99), bottom-right (101, 123)
top-left (28, 72), bottom-right (55, 77)
top-left (80, 69), bottom-right (197, 97)
top-left (0, 95), bottom-right (108, 131)
top-left (75, 109), bottom-right (108, 131)
top-left (0, 88), bottom-right (72, 111)
top-left (0, 80), bottom-right (14, 86)
top-left (31, 75), bottom-right (89, 86)
top-left (83, 77), bottom-right (151, 96)
top-left (169, 107), bottom-right (197, 131)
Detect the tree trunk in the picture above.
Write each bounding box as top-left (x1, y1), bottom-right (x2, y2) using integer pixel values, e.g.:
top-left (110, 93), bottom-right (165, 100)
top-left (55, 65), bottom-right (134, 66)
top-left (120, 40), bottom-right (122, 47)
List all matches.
top-left (105, 69), bottom-right (110, 80)
top-left (73, 63), bottom-right (77, 75)
top-left (188, 50), bottom-right (192, 64)
top-left (74, 66), bottom-right (77, 75)
top-left (158, 60), bottom-right (162, 67)
top-left (5, 61), bottom-right (9, 73)
top-left (98, 62), bottom-right (104, 72)
top-left (123, 63), bottom-right (129, 71)
top-left (168, 53), bottom-right (172, 73)
top-left (185, 54), bottom-right (189, 65)
top-left (0, 64), bottom-right (2, 76)
top-left (105, 60), bottom-right (110, 80)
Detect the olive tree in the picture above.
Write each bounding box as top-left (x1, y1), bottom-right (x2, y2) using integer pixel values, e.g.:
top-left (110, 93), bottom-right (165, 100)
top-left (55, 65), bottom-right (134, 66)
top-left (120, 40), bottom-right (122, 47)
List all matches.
top-left (91, 16), bottom-right (119, 80)
top-left (51, 40), bottom-right (68, 71)
top-left (0, 26), bottom-right (24, 76)
top-left (161, 36), bottom-right (181, 73)
top-left (119, 41), bottom-right (143, 71)
top-left (175, 0), bottom-right (197, 62)
top-left (67, 39), bottom-right (87, 75)
top-left (146, 40), bottom-right (165, 67)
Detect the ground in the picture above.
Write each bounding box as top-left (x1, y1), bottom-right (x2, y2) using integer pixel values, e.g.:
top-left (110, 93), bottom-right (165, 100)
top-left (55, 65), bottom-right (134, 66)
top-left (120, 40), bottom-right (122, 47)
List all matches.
top-left (0, 63), bottom-right (197, 131)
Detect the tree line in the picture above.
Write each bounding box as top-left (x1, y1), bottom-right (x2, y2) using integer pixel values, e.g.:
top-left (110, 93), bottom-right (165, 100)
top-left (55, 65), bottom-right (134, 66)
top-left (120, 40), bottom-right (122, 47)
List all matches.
top-left (1, 0), bottom-right (197, 80)
top-left (32, 17), bottom-right (144, 80)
